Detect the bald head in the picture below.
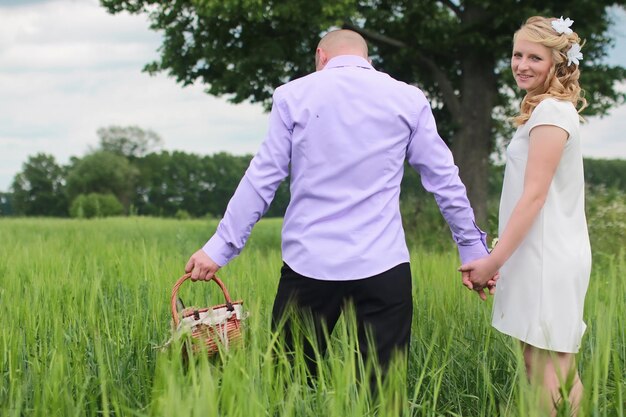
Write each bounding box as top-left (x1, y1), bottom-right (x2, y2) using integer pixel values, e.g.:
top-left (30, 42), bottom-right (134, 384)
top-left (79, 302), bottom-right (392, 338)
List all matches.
top-left (315, 30), bottom-right (369, 70)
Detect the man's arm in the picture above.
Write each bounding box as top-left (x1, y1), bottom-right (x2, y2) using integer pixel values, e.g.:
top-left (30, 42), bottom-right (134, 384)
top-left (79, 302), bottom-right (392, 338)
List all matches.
top-left (186, 90), bottom-right (293, 280)
top-left (406, 92), bottom-right (489, 264)
top-left (406, 92), bottom-right (492, 299)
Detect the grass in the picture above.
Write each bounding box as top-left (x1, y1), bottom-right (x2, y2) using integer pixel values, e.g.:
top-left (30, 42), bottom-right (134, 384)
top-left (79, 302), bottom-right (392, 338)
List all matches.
top-left (0, 217), bottom-right (624, 416)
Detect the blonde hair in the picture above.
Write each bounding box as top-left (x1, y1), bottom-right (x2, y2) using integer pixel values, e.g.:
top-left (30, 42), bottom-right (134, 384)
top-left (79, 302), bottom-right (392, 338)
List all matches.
top-left (513, 16), bottom-right (587, 126)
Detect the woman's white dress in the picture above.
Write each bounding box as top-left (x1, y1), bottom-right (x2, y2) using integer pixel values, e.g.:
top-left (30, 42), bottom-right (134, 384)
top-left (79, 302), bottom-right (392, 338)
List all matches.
top-left (492, 98), bottom-right (592, 353)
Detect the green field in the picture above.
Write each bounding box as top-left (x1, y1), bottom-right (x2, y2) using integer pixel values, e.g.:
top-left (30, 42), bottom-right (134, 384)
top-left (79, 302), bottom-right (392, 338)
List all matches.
top-left (1, 217), bottom-right (624, 416)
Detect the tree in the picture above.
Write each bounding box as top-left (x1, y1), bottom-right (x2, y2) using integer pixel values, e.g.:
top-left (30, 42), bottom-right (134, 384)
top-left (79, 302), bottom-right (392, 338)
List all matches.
top-left (584, 157), bottom-right (626, 191)
top-left (0, 192), bottom-right (14, 216)
top-left (66, 151), bottom-right (138, 211)
top-left (11, 153), bottom-right (67, 216)
top-left (101, 0), bottom-right (626, 223)
top-left (132, 151), bottom-right (255, 217)
top-left (132, 150), bottom-right (206, 216)
top-left (95, 125), bottom-right (163, 160)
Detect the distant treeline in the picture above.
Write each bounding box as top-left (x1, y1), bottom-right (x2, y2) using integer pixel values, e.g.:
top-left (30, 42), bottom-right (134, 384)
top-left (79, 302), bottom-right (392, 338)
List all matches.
top-left (0, 127), bottom-right (284, 218)
top-left (1, 127), bottom-right (624, 218)
top-left (0, 150), bottom-right (290, 219)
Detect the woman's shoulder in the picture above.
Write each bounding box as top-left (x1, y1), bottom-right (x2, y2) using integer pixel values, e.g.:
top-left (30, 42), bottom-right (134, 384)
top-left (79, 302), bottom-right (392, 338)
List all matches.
top-left (533, 97), bottom-right (577, 117)
top-left (526, 97), bottom-right (579, 137)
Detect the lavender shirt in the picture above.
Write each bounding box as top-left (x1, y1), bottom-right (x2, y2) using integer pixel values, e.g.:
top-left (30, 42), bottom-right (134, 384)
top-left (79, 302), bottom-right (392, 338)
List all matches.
top-left (203, 55), bottom-right (488, 280)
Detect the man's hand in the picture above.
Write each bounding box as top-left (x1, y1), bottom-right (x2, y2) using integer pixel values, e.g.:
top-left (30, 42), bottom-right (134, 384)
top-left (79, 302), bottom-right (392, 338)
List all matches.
top-left (185, 249), bottom-right (220, 281)
top-left (461, 272), bottom-right (488, 301)
top-left (462, 272), bottom-right (498, 301)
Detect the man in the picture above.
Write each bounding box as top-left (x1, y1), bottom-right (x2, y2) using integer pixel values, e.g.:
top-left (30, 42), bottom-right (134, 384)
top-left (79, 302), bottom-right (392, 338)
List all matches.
top-left (186, 29), bottom-right (490, 380)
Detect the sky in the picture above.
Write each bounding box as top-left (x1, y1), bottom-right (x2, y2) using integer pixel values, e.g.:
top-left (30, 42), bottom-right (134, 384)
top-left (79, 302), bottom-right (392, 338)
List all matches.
top-left (1, 1), bottom-right (625, 193)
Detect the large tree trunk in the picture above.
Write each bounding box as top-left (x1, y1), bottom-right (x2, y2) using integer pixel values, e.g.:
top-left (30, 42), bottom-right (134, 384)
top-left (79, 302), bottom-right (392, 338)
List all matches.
top-left (452, 54), bottom-right (497, 227)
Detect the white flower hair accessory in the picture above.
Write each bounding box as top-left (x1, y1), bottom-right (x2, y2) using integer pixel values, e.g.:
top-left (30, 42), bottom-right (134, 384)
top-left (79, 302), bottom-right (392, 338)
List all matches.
top-left (567, 43), bottom-right (583, 66)
top-left (552, 16), bottom-right (574, 35)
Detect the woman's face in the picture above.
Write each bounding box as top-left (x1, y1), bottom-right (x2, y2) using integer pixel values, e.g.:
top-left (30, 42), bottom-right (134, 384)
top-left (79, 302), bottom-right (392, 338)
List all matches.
top-left (511, 38), bottom-right (553, 93)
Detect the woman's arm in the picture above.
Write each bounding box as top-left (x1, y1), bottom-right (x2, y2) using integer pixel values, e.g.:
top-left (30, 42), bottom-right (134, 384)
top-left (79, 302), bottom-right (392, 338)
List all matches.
top-left (460, 124), bottom-right (569, 287)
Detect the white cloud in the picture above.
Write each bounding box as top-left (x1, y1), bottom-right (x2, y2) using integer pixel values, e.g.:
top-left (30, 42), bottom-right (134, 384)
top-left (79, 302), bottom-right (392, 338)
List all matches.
top-left (0, 0), bottom-right (268, 191)
top-left (0, 64), bottom-right (269, 189)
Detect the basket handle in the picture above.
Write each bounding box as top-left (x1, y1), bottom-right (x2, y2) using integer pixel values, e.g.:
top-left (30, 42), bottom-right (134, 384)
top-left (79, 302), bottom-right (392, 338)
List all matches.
top-left (170, 273), bottom-right (235, 327)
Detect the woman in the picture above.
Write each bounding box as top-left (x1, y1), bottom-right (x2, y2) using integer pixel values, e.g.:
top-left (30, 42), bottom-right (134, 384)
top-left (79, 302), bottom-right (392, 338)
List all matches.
top-left (459, 16), bottom-right (591, 415)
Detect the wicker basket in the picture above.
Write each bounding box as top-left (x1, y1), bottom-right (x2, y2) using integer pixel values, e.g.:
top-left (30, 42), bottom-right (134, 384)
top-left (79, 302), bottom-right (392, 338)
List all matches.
top-left (170, 273), bottom-right (244, 356)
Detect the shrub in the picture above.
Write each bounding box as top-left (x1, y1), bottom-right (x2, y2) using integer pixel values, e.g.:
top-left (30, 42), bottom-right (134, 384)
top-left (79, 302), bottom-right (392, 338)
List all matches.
top-left (174, 209), bottom-right (191, 220)
top-left (70, 193), bottom-right (124, 218)
top-left (586, 186), bottom-right (626, 257)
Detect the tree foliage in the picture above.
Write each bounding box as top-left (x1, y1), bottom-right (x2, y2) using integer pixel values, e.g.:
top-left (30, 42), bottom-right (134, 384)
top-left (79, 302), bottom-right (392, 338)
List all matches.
top-left (132, 150), bottom-right (290, 217)
top-left (0, 193), bottom-right (12, 216)
top-left (584, 157), bottom-right (626, 191)
top-left (11, 153), bottom-right (67, 216)
top-left (66, 150), bottom-right (138, 211)
top-left (100, 0), bottom-right (626, 223)
top-left (95, 125), bottom-right (163, 159)
top-left (7, 125), bottom-right (289, 219)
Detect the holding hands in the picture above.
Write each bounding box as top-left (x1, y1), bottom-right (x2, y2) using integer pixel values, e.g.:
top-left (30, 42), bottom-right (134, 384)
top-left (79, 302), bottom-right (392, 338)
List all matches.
top-left (459, 256), bottom-right (500, 301)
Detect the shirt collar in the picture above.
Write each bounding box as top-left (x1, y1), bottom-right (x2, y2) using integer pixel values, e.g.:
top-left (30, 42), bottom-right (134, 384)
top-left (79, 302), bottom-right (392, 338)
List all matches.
top-left (323, 55), bottom-right (373, 71)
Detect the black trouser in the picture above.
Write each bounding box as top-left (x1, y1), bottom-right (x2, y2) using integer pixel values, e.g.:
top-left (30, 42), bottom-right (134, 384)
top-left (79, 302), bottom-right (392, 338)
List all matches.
top-left (271, 262), bottom-right (413, 381)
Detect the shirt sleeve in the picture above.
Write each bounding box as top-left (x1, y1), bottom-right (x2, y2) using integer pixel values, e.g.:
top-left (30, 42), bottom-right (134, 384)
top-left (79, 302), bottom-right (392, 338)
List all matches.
top-left (406, 89), bottom-right (489, 264)
top-left (527, 99), bottom-right (577, 139)
top-left (202, 89), bottom-right (292, 266)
